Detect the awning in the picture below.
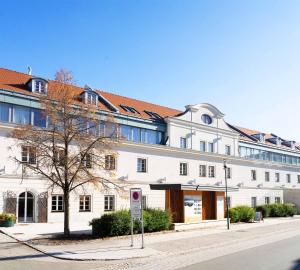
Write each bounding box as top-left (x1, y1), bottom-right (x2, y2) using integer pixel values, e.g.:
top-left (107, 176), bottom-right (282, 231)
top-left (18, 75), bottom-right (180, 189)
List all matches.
top-left (150, 183), bottom-right (239, 192)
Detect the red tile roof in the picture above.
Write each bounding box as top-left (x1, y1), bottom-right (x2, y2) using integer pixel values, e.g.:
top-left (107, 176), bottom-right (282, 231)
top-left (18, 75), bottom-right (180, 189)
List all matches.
top-left (0, 67), bottom-right (182, 120)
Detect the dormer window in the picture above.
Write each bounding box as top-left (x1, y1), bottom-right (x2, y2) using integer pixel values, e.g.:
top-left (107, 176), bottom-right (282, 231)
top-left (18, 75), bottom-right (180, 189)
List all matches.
top-left (144, 110), bottom-right (163, 120)
top-left (81, 85), bottom-right (99, 107)
top-left (27, 78), bottom-right (48, 95)
top-left (35, 80), bottom-right (46, 94)
top-left (86, 92), bottom-right (98, 106)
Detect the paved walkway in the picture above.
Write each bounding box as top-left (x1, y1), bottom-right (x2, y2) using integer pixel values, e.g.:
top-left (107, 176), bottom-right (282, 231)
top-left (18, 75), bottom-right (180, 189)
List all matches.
top-left (1, 217), bottom-right (300, 261)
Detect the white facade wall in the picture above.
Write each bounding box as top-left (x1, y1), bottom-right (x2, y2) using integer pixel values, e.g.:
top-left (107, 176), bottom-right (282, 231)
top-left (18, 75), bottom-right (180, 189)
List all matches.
top-left (1, 102), bottom-right (300, 224)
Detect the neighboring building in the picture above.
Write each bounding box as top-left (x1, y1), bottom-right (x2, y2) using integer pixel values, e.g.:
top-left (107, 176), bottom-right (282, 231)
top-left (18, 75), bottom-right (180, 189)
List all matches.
top-left (0, 67), bottom-right (299, 224)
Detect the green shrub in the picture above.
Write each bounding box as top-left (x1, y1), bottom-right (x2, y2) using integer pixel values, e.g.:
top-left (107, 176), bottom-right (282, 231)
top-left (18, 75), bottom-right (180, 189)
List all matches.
top-left (269, 204), bottom-right (286, 217)
top-left (284, 203), bottom-right (297, 216)
top-left (229, 206), bottom-right (255, 223)
top-left (143, 209), bottom-right (172, 232)
top-left (228, 208), bottom-right (239, 223)
top-left (0, 213), bottom-right (16, 222)
top-left (255, 205), bottom-right (271, 218)
top-left (90, 208), bottom-right (172, 238)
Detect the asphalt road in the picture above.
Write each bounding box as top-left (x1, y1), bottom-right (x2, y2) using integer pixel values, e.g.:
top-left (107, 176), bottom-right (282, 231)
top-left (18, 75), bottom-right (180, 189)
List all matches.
top-left (177, 234), bottom-right (300, 270)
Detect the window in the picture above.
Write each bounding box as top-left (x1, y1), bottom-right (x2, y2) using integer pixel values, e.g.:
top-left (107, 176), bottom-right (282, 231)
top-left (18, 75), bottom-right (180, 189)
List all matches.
top-left (199, 165), bottom-right (206, 177)
top-left (180, 162), bottom-right (188, 176)
top-left (21, 146), bottom-right (36, 164)
top-left (34, 80), bottom-right (47, 94)
top-left (208, 143), bottom-right (214, 153)
top-left (142, 195), bottom-right (147, 210)
top-left (208, 166), bottom-right (215, 178)
top-left (137, 158), bottom-right (147, 173)
top-left (82, 153), bottom-right (92, 168)
top-left (226, 167), bottom-right (231, 179)
top-left (105, 155), bottom-right (116, 170)
top-left (286, 174), bottom-right (291, 183)
top-left (298, 175), bottom-right (300, 184)
top-left (265, 172), bottom-right (270, 182)
top-left (120, 105), bottom-right (140, 114)
top-left (104, 195), bottom-right (115, 211)
top-left (275, 197), bottom-right (281, 204)
top-left (251, 170), bottom-right (256, 181)
top-left (86, 92), bottom-right (97, 105)
top-left (225, 145), bottom-right (231, 156)
top-left (144, 110), bottom-right (162, 120)
top-left (200, 141), bottom-right (206, 152)
top-left (79, 195), bottom-right (91, 212)
top-left (180, 137), bottom-right (187, 149)
top-left (275, 173), bottom-right (280, 182)
top-left (0, 102), bottom-right (10, 122)
top-left (52, 195), bottom-right (64, 212)
top-left (13, 105), bottom-right (31, 125)
top-left (54, 149), bottom-right (65, 166)
top-left (265, 197), bottom-right (270, 205)
top-left (201, 114), bottom-right (212, 125)
top-left (251, 197), bottom-right (257, 208)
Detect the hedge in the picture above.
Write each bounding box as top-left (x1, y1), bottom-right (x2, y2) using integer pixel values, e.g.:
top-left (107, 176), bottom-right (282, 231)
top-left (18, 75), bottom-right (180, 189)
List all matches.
top-left (229, 205), bottom-right (255, 223)
top-left (255, 203), bottom-right (297, 218)
top-left (90, 208), bottom-right (172, 238)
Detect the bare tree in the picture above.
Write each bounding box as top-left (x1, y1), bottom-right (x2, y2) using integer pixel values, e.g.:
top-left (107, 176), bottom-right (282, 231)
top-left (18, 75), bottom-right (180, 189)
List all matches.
top-left (11, 69), bottom-right (120, 236)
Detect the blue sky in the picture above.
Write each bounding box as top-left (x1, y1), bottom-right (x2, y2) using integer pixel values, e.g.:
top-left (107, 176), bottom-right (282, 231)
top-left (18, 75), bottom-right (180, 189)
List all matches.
top-left (1, 1), bottom-right (300, 140)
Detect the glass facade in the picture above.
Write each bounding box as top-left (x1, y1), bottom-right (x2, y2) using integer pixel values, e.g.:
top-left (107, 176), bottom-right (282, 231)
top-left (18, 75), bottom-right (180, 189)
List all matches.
top-left (0, 102), bottom-right (164, 145)
top-left (120, 124), bottom-right (164, 145)
top-left (0, 102), bottom-right (46, 127)
top-left (239, 146), bottom-right (300, 166)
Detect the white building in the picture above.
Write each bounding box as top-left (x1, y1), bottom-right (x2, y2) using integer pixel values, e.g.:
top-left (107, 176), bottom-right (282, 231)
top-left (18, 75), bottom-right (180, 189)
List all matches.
top-left (0, 67), bottom-right (299, 224)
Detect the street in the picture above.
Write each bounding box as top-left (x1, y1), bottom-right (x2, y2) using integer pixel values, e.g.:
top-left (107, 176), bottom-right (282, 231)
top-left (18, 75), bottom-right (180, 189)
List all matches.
top-left (177, 234), bottom-right (300, 270)
top-left (2, 219), bottom-right (300, 270)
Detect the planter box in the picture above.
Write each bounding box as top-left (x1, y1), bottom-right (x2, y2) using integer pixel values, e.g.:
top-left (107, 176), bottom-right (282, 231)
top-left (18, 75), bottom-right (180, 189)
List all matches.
top-left (0, 220), bottom-right (14, 227)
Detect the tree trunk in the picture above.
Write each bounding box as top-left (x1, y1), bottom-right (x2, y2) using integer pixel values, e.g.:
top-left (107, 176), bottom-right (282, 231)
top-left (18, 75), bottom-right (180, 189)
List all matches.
top-left (63, 190), bottom-right (70, 237)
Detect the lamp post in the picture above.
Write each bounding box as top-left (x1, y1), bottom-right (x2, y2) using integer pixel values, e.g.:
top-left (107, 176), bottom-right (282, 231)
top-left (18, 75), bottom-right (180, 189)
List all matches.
top-left (223, 159), bottom-right (230, 230)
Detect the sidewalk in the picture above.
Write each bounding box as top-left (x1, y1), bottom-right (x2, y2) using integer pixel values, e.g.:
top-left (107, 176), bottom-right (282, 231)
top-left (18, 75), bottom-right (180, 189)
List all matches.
top-left (1, 217), bottom-right (300, 261)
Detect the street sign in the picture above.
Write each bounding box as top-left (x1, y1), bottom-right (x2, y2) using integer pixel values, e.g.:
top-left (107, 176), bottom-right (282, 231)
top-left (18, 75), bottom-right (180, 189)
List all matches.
top-left (130, 189), bottom-right (142, 220)
top-left (130, 188), bottom-right (144, 249)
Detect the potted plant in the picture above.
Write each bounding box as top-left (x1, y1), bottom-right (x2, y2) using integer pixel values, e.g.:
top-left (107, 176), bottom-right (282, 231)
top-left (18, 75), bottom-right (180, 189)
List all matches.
top-left (0, 213), bottom-right (16, 227)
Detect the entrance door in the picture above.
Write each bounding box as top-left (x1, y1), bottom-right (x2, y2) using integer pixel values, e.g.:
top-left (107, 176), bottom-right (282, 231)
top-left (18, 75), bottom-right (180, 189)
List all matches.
top-left (202, 191), bottom-right (216, 220)
top-left (18, 192), bottom-right (34, 222)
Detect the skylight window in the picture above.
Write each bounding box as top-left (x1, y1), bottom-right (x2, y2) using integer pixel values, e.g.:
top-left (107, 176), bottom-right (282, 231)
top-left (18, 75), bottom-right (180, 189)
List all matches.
top-left (144, 110), bottom-right (162, 120)
top-left (120, 105), bottom-right (140, 114)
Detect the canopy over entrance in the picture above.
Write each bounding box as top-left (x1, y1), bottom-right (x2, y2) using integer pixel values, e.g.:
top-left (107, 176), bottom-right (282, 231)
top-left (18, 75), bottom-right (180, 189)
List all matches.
top-left (150, 183), bottom-right (239, 192)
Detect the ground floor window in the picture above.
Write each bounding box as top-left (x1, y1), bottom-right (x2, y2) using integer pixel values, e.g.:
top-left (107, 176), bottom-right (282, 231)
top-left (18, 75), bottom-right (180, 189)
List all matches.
top-left (79, 195), bottom-right (91, 212)
top-left (142, 195), bottom-right (147, 210)
top-left (208, 166), bottom-right (215, 178)
top-left (265, 197), bottom-right (270, 205)
top-left (51, 195), bottom-right (64, 212)
top-left (275, 197), bottom-right (281, 204)
top-left (104, 195), bottom-right (115, 211)
top-left (251, 197), bottom-right (257, 208)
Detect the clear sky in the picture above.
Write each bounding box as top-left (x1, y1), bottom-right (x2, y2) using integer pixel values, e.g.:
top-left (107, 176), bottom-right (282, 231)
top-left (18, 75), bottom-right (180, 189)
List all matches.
top-left (1, 1), bottom-right (300, 140)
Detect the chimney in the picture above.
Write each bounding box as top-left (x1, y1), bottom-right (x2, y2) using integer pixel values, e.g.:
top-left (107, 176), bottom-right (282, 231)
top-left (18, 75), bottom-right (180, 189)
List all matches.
top-left (27, 66), bottom-right (32, 75)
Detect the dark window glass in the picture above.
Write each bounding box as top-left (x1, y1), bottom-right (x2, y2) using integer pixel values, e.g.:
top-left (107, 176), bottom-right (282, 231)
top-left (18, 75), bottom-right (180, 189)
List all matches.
top-left (0, 102), bottom-right (10, 122)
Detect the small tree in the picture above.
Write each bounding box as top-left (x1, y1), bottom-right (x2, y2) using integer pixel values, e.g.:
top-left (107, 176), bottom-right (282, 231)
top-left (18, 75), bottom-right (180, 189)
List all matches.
top-left (12, 69), bottom-right (120, 236)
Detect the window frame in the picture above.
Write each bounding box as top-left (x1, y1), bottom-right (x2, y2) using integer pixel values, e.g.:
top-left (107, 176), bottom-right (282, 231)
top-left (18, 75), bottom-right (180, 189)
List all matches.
top-left (137, 158), bottom-right (147, 173)
top-left (200, 141), bottom-right (206, 152)
top-left (208, 165), bottom-right (215, 178)
top-left (225, 145), bottom-right (231, 156)
top-left (79, 195), bottom-right (91, 212)
top-left (105, 155), bottom-right (116, 170)
top-left (51, 195), bottom-right (64, 212)
top-left (21, 146), bottom-right (37, 165)
top-left (265, 196), bottom-right (270, 205)
top-left (104, 195), bottom-right (115, 212)
top-left (180, 137), bottom-right (187, 149)
top-left (265, 171), bottom-right (270, 182)
top-left (199, 164), bottom-right (207, 177)
top-left (251, 197), bottom-right (257, 208)
top-left (180, 162), bottom-right (188, 176)
top-left (251, 170), bottom-right (257, 181)
top-left (275, 172), bottom-right (280, 182)
top-left (286, 174), bottom-right (291, 183)
top-left (208, 142), bottom-right (214, 153)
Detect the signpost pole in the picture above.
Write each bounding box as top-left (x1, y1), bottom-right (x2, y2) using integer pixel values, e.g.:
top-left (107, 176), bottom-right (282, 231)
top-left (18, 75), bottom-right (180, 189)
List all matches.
top-left (223, 159), bottom-right (230, 230)
top-left (141, 203), bottom-right (144, 249)
top-left (130, 188), bottom-right (134, 247)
